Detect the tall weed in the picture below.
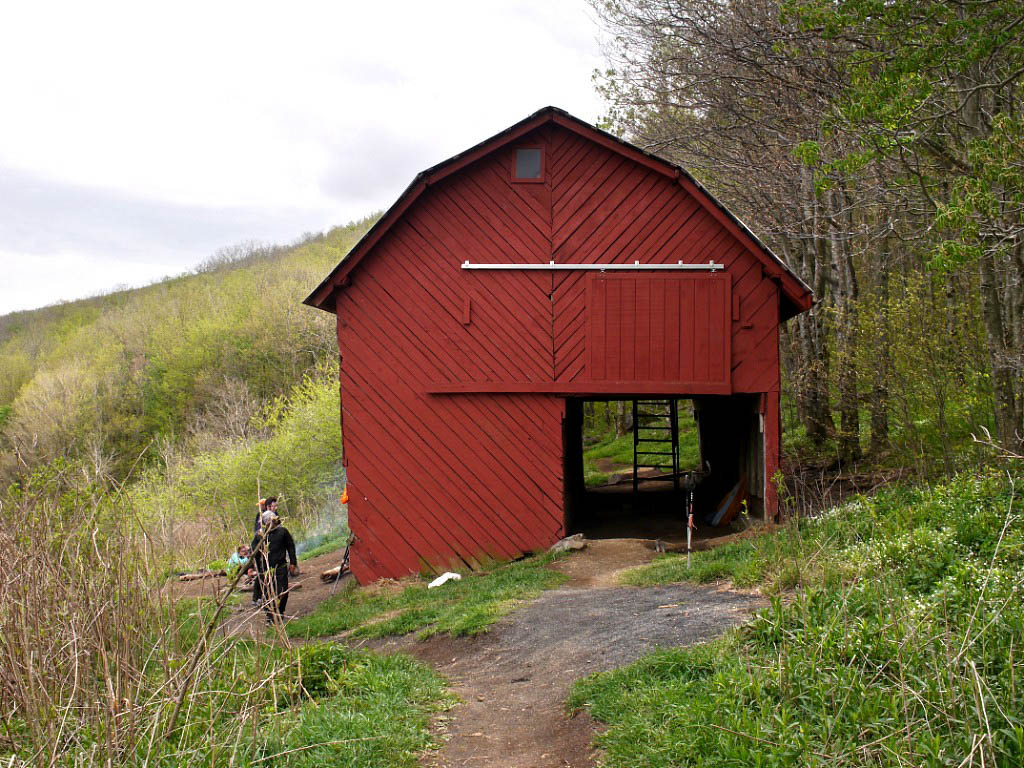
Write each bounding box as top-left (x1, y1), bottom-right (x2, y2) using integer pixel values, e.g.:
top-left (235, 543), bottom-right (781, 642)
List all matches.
top-left (0, 465), bottom-right (444, 767)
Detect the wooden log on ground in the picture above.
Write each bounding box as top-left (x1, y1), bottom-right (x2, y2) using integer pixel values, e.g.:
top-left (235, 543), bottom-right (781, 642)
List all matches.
top-left (178, 569), bottom-right (225, 582)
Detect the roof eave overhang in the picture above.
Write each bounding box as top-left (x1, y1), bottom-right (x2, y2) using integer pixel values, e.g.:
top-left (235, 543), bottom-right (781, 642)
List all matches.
top-left (304, 106), bottom-right (814, 316)
top-left (303, 110), bottom-right (557, 313)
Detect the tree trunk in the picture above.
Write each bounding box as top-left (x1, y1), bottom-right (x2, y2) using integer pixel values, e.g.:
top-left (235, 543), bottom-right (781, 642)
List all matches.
top-left (1010, 240), bottom-right (1024, 442)
top-left (795, 171), bottom-right (835, 447)
top-left (979, 250), bottom-right (1022, 448)
top-left (615, 401), bottom-right (630, 438)
top-left (830, 188), bottom-right (860, 463)
top-left (870, 235), bottom-right (891, 453)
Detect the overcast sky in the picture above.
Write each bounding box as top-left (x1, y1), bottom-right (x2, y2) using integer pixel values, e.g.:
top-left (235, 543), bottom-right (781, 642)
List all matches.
top-left (0, 0), bottom-right (607, 316)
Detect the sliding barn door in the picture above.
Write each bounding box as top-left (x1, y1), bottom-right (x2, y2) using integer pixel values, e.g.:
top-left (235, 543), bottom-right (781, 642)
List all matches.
top-left (584, 273), bottom-right (731, 392)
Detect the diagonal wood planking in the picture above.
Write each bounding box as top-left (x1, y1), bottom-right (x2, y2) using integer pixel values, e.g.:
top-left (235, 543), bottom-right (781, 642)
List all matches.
top-left (336, 130), bottom-right (563, 581)
top-left (332, 122), bottom-right (789, 581)
top-left (548, 126), bottom-right (781, 392)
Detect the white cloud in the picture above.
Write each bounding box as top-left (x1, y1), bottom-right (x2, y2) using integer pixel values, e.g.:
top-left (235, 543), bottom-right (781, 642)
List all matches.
top-left (0, 248), bottom-right (175, 313)
top-left (0, 0), bottom-right (607, 315)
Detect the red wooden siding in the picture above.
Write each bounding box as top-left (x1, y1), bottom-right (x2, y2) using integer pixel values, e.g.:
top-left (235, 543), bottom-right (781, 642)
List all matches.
top-left (547, 126), bottom-right (778, 393)
top-left (586, 274), bottom-right (731, 389)
top-left (311, 110), bottom-right (811, 582)
top-left (733, 283), bottom-right (780, 392)
top-left (381, 131), bottom-right (556, 386)
top-left (335, 220), bottom-right (564, 582)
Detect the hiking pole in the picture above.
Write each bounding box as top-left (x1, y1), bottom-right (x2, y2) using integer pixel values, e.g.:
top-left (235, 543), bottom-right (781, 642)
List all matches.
top-left (682, 474), bottom-right (696, 569)
top-left (687, 493), bottom-right (693, 569)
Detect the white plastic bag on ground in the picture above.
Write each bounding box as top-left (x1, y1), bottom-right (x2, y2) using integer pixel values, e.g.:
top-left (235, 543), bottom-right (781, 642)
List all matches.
top-left (428, 571), bottom-right (462, 588)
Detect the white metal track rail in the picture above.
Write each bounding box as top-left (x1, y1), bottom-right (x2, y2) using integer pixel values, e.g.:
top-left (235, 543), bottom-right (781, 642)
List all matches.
top-left (461, 260), bottom-right (724, 272)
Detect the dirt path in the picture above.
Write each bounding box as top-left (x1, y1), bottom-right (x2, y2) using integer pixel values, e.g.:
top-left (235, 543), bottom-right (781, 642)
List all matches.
top-left (370, 540), bottom-right (765, 768)
top-left (172, 549), bottom-right (356, 639)
top-left (172, 539), bottom-right (763, 765)
top-left (593, 458), bottom-right (663, 482)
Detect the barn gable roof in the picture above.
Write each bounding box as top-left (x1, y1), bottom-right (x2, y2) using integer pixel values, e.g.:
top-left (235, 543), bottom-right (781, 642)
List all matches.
top-left (304, 106), bottom-right (814, 319)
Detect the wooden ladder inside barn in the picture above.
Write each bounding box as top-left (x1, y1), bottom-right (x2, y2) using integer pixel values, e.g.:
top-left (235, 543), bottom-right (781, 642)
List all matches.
top-left (632, 399), bottom-right (681, 493)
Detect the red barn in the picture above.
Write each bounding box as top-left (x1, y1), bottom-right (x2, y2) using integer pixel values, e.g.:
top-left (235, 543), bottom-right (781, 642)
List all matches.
top-left (306, 107), bottom-right (813, 584)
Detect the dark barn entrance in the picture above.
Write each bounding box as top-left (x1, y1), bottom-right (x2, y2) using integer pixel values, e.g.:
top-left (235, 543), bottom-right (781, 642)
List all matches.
top-left (563, 396), bottom-right (765, 546)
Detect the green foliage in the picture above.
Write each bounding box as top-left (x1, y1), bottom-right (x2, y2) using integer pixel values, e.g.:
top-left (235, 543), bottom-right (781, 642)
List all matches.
top-left (131, 363), bottom-right (346, 567)
top-left (791, 139), bottom-right (821, 167)
top-left (785, 0), bottom-right (1024, 452)
top-left (593, 0), bottom-right (1022, 471)
top-left (576, 472), bottom-right (1024, 766)
top-left (777, 267), bottom-right (995, 475)
top-left (0, 220), bottom-right (372, 483)
top-left (853, 273), bottom-right (992, 472)
top-left (287, 552), bottom-right (568, 640)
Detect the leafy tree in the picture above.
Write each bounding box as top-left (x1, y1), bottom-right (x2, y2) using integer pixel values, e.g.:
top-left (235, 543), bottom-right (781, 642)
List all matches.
top-left (786, 0), bottom-right (1024, 449)
top-left (591, 0), bottom-right (1024, 467)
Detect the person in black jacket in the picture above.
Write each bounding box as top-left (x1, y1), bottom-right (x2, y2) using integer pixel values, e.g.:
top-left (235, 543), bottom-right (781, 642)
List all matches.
top-left (250, 509), bottom-right (297, 625)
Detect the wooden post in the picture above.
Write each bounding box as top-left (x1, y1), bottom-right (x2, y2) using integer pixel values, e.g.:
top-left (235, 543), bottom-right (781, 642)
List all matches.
top-left (763, 390), bottom-right (780, 521)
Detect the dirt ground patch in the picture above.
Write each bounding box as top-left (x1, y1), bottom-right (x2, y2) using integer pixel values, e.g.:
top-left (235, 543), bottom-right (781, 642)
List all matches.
top-left (170, 548), bottom-right (356, 638)
top-left (170, 539), bottom-right (764, 765)
top-left (551, 537), bottom-right (657, 588)
top-left (367, 539), bottom-right (764, 768)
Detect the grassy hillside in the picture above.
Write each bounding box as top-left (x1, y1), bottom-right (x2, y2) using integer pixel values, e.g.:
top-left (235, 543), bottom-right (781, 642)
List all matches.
top-left (0, 477), bottom-right (452, 766)
top-left (0, 218), bottom-right (374, 563)
top-left (0, 223), bottom-right (369, 475)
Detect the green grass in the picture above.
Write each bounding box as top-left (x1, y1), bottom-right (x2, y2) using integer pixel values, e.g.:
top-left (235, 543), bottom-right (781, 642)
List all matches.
top-left (299, 533), bottom-right (349, 561)
top-left (585, 432), bottom-right (637, 466)
top-left (176, 639), bottom-right (452, 767)
top-left (287, 552), bottom-right (568, 640)
top-left (258, 643), bottom-right (454, 768)
top-left (571, 471), bottom-right (1024, 767)
top-left (583, 431), bottom-right (653, 487)
top-left (621, 538), bottom-right (772, 590)
top-left (582, 409), bottom-right (701, 487)
top-left (185, 606), bottom-right (451, 765)
top-left (621, 473), bottom-right (1017, 593)
top-left (26, 596), bottom-right (452, 767)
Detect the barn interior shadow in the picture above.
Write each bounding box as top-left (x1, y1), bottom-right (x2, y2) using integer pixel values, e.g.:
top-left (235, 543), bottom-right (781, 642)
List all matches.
top-left (563, 396), bottom-right (764, 546)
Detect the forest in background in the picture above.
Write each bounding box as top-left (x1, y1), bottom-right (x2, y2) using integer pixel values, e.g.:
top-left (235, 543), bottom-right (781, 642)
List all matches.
top-left (591, 0), bottom-right (1024, 473)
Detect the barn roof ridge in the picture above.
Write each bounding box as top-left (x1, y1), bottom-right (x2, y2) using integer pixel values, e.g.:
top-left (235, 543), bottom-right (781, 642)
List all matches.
top-left (304, 106), bottom-right (813, 316)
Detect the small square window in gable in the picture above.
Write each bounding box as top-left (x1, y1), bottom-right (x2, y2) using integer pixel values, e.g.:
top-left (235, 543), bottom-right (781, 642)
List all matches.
top-left (513, 147), bottom-right (544, 182)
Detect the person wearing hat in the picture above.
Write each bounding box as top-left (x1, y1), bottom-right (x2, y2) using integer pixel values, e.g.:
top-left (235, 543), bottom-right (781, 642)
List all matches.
top-left (253, 498), bottom-right (268, 535)
top-left (249, 504), bottom-right (297, 625)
